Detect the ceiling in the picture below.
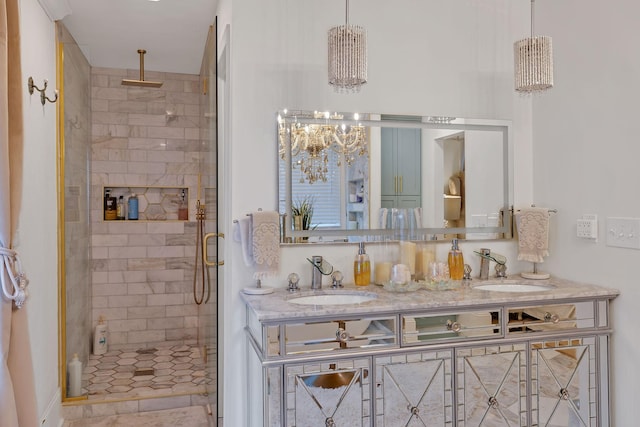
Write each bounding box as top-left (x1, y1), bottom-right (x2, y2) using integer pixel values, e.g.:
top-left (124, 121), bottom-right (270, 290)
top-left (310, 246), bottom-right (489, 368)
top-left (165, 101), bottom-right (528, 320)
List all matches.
top-left (61, 0), bottom-right (218, 75)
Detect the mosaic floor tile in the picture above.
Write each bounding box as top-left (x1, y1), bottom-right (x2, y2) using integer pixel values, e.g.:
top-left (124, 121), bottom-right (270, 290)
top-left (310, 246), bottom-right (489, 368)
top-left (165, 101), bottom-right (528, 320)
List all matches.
top-left (83, 344), bottom-right (212, 401)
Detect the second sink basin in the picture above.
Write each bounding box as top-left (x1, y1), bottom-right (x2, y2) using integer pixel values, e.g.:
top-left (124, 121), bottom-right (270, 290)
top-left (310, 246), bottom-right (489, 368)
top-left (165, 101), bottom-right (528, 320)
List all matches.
top-left (473, 280), bottom-right (555, 293)
top-left (288, 291), bottom-right (378, 306)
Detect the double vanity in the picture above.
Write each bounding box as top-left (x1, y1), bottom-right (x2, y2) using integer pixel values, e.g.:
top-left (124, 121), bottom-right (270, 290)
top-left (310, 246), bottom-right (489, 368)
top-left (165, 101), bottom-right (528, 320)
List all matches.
top-left (242, 277), bottom-right (619, 426)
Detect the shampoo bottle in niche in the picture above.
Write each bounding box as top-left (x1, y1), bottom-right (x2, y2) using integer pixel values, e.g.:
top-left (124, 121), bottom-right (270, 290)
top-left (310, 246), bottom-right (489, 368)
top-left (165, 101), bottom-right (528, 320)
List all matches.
top-left (178, 189), bottom-right (188, 220)
top-left (116, 195), bottom-right (125, 220)
top-left (448, 238), bottom-right (465, 280)
top-left (127, 193), bottom-right (139, 220)
top-left (354, 242), bottom-right (371, 286)
top-left (103, 188), bottom-right (110, 220)
top-left (104, 189), bottom-right (117, 220)
top-left (93, 317), bottom-right (108, 355)
top-left (68, 353), bottom-right (82, 397)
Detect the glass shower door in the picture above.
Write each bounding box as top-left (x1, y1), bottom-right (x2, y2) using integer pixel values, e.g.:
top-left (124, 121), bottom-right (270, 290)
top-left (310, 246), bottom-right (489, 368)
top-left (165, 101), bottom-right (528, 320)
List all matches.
top-left (197, 20), bottom-right (220, 421)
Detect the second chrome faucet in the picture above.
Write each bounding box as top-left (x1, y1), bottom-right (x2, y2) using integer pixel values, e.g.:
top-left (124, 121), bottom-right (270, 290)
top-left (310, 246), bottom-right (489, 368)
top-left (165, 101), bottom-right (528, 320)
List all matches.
top-left (308, 255), bottom-right (334, 289)
top-left (479, 248), bottom-right (491, 280)
top-left (475, 248), bottom-right (508, 279)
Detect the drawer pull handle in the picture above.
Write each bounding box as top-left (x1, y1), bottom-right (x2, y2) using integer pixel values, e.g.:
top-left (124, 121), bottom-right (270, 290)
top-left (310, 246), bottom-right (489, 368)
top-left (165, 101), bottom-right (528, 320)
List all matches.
top-left (336, 328), bottom-right (349, 342)
top-left (544, 312), bottom-right (560, 323)
top-left (447, 320), bottom-right (462, 333)
top-left (558, 388), bottom-right (570, 400)
top-left (409, 406), bottom-right (419, 416)
top-left (325, 417), bottom-right (336, 427)
top-left (488, 396), bottom-right (499, 409)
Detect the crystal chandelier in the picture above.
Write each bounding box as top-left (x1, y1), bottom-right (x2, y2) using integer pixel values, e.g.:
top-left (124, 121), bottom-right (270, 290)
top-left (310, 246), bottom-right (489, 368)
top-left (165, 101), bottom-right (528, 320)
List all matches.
top-left (514, 0), bottom-right (553, 93)
top-left (328, 0), bottom-right (367, 93)
top-left (279, 111), bottom-right (367, 184)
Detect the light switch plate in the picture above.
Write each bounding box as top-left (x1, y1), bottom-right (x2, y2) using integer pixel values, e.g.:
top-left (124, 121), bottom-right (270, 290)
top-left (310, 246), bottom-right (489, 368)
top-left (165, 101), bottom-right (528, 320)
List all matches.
top-left (606, 217), bottom-right (640, 249)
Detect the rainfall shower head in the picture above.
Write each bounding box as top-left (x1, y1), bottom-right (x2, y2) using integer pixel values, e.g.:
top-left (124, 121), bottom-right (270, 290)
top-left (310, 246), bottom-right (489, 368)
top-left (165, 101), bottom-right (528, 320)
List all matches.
top-left (121, 49), bottom-right (163, 88)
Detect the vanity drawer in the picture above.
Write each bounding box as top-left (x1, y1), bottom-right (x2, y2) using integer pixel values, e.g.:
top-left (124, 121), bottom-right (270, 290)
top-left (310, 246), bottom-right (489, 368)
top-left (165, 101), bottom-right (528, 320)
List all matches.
top-left (506, 301), bottom-right (595, 335)
top-left (284, 316), bottom-right (397, 355)
top-left (402, 309), bottom-right (501, 346)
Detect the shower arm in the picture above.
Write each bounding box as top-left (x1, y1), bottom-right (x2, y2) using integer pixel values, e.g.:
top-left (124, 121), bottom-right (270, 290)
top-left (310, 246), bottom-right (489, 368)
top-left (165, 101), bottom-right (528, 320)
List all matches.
top-left (138, 49), bottom-right (146, 82)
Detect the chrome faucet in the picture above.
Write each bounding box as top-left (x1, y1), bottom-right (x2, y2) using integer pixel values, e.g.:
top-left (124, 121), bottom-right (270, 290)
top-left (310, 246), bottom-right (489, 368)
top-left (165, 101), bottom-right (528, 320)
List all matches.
top-left (478, 248), bottom-right (491, 280)
top-left (475, 248), bottom-right (508, 279)
top-left (308, 255), bottom-right (334, 289)
top-left (310, 255), bottom-right (324, 289)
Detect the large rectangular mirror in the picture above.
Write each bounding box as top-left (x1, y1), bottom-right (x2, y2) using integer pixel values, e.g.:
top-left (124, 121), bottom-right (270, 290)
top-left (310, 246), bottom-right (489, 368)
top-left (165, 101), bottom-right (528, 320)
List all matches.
top-left (277, 110), bottom-right (512, 243)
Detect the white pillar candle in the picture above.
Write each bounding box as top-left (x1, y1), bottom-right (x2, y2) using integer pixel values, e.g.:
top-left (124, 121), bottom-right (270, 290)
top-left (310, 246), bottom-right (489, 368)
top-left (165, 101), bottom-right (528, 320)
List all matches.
top-left (374, 261), bottom-right (393, 285)
top-left (415, 246), bottom-right (435, 279)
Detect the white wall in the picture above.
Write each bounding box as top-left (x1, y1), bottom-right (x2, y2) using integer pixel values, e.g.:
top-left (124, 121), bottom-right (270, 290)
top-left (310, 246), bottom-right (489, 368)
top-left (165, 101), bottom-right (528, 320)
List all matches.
top-left (222, 1), bottom-right (534, 426)
top-left (17, 0), bottom-right (60, 425)
top-left (534, 1), bottom-right (640, 425)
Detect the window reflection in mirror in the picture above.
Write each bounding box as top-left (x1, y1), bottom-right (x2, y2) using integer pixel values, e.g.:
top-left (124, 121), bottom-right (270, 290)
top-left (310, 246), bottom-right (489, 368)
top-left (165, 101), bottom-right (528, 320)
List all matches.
top-left (277, 110), bottom-right (512, 243)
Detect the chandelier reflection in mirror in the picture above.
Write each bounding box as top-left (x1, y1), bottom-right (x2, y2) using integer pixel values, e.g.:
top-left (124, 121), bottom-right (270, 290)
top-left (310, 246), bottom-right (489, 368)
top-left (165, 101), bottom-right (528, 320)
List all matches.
top-left (278, 110), bottom-right (367, 184)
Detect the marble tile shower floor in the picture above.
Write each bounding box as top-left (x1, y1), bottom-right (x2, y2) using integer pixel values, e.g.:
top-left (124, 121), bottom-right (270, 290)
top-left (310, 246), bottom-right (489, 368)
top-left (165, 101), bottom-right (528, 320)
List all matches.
top-left (83, 344), bottom-right (212, 400)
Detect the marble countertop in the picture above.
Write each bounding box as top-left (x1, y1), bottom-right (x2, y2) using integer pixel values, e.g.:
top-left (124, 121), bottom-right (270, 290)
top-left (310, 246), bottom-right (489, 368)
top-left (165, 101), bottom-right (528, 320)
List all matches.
top-left (241, 276), bottom-right (620, 322)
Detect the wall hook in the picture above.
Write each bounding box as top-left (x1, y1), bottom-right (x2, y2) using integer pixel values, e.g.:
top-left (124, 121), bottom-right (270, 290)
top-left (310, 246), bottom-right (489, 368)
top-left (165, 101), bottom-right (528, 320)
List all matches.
top-left (28, 77), bottom-right (58, 106)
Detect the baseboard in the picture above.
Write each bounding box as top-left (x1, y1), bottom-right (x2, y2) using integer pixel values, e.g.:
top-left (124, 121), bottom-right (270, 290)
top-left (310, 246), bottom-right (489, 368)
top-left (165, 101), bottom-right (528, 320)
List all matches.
top-left (39, 388), bottom-right (62, 427)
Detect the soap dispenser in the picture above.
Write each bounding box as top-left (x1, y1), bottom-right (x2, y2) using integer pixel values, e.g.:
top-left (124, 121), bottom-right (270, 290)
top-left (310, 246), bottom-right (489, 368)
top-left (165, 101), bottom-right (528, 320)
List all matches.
top-left (448, 238), bottom-right (465, 280)
top-left (354, 242), bottom-right (371, 286)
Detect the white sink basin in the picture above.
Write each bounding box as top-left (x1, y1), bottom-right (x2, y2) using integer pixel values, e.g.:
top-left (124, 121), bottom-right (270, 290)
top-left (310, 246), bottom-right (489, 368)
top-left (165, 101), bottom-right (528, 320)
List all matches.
top-left (473, 281), bottom-right (554, 293)
top-left (288, 292), bottom-right (378, 306)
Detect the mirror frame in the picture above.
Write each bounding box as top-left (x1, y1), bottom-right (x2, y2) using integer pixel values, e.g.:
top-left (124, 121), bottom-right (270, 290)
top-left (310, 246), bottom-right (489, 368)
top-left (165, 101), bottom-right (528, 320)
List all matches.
top-left (278, 111), bottom-right (513, 243)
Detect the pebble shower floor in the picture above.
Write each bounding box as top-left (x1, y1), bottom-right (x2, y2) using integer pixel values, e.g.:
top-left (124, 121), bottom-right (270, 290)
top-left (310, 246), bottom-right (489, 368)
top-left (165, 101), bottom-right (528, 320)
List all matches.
top-left (82, 344), bottom-right (211, 400)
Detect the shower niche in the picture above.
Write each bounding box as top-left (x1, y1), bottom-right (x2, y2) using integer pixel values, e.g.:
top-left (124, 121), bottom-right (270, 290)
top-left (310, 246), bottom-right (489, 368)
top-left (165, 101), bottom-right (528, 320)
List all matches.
top-left (103, 186), bottom-right (190, 221)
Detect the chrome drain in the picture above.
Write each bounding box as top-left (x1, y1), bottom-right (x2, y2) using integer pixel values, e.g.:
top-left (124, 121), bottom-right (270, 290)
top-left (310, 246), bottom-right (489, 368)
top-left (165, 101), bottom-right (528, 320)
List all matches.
top-left (134, 368), bottom-right (154, 377)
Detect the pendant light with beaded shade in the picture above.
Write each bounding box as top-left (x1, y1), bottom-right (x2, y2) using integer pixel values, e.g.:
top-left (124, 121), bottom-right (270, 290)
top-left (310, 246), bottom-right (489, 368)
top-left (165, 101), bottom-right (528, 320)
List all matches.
top-left (514, 0), bottom-right (553, 93)
top-left (328, 0), bottom-right (367, 93)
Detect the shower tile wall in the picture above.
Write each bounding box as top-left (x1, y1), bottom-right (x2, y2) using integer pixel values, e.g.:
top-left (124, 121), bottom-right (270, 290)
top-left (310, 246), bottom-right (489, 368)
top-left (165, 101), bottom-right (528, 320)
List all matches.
top-left (90, 67), bottom-right (208, 349)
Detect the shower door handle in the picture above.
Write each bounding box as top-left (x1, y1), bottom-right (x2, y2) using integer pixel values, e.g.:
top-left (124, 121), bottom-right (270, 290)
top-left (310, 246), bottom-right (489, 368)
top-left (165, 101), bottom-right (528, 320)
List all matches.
top-left (203, 232), bottom-right (225, 266)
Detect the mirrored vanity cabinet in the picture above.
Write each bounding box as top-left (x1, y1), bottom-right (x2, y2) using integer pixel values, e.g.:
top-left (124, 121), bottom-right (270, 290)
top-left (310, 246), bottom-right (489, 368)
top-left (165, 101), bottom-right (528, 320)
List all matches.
top-left (243, 279), bottom-right (618, 426)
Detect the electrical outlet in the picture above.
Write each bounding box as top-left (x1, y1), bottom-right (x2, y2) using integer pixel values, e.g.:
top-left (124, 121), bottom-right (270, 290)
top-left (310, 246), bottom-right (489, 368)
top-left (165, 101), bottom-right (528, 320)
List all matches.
top-left (576, 214), bottom-right (598, 241)
top-left (606, 217), bottom-right (640, 249)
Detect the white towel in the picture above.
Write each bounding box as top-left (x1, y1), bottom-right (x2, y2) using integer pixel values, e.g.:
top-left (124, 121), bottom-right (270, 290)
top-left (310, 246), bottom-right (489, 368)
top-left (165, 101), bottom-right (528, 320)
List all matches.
top-left (251, 211), bottom-right (280, 279)
top-left (233, 217), bottom-right (253, 267)
top-left (515, 207), bottom-right (550, 263)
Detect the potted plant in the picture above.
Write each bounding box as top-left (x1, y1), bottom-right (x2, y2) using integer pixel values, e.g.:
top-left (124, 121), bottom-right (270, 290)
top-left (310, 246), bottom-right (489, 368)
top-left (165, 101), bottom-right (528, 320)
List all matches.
top-left (292, 196), bottom-right (314, 241)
